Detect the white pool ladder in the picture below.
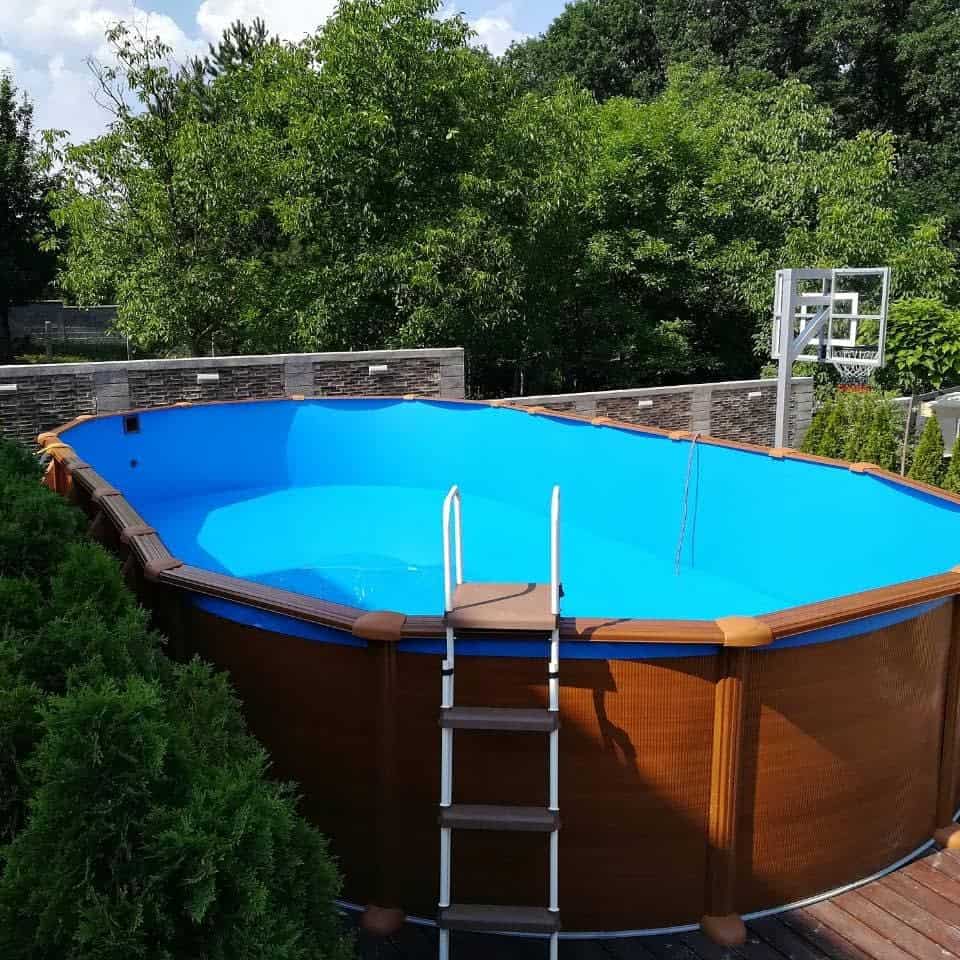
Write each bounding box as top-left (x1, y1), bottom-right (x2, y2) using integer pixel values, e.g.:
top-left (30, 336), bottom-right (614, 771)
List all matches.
top-left (437, 484), bottom-right (561, 960)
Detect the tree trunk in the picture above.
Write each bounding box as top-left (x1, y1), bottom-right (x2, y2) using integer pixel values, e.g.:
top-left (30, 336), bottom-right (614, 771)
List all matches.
top-left (0, 300), bottom-right (13, 364)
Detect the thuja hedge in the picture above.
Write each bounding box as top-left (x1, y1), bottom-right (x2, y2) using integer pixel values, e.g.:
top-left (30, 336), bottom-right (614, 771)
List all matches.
top-left (802, 389), bottom-right (960, 494)
top-left (0, 440), bottom-right (352, 960)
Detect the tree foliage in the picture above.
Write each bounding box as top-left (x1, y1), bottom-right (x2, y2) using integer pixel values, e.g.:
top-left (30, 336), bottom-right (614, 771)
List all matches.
top-left (884, 298), bottom-right (960, 393)
top-left (508, 0), bottom-right (960, 252)
top-left (503, 0), bottom-right (665, 101)
top-left (0, 75), bottom-right (59, 361)
top-left (802, 390), bottom-right (902, 471)
top-left (908, 414), bottom-right (945, 484)
top-left (48, 1), bottom-right (955, 394)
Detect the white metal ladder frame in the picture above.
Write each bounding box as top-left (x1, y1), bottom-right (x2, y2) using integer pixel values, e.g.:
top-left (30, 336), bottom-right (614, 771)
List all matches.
top-left (438, 485), bottom-right (561, 960)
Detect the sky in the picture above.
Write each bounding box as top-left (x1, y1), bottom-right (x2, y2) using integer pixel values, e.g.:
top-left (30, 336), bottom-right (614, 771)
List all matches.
top-left (0, 0), bottom-right (567, 144)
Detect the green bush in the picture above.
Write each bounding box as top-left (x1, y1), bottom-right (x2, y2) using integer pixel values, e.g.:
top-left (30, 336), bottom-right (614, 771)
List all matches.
top-left (802, 391), bottom-right (902, 469)
top-left (800, 400), bottom-right (828, 454)
top-left (0, 578), bottom-right (44, 634)
top-left (860, 400), bottom-right (901, 472)
top-left (841, 393), bottom-right (874, 462)
top-left (0, 668), bottom-right (43, 844)
top-left (0, 479), bottom-right (84, 581)
top-left (817, 401), bottom-right (846, 459)
top-left (943, 450), bottom-right (960, 494)
top-left (0, 671), bottom-right (350, 960)
top-left (909, 416), bottom-right (946, 485)
top-left (0, 438), bottom-right (351, 959)
top-left (0, 442), bottom-right (40, 483)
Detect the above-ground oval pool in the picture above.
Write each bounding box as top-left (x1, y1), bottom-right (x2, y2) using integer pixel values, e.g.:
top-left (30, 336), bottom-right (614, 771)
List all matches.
top-left (41, 396), bottom-right (960, 943)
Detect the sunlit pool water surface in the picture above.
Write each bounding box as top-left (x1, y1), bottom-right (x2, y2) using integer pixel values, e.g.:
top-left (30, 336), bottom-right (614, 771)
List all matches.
top-left (62, 398), bottom-right (960, 621)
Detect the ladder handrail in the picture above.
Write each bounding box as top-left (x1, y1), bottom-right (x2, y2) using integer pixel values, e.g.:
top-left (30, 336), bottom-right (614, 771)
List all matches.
top-left (549, 485), bottom-right (560, 616)
top-left (442, 484), bottom-right (463, 612)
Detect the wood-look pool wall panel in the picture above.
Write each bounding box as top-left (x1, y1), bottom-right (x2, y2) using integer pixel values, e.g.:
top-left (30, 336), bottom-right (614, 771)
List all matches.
top-left (384, 653), bottom-right (719, 930)
top-left (173, 602), bottom-right (958, 932)
top-left (736, 602), bottom-right (950, 913)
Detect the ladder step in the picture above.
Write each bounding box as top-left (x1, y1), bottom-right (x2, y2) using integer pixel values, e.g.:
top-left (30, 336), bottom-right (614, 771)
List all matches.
top-left (447, 582), bottom-right (556, 633)
top-left (439, 903), bottom-right (561, 934)
top-left (440, 804), bottom-right (559, 832)
top-left (439, 706), bottom-right (559, 733)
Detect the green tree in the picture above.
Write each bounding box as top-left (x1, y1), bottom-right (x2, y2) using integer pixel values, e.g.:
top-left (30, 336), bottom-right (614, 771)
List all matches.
top-left (509, 0), bottom-right (960, 247)
top-left (503, 0), bottom-right (665, 101)
top-left (800, 399), bottom-right (830, 454)
top-left (816, 401), bottom-right (847, 459)
top-left (884, 298), bottom-right (960, 393)
top-left (860, 399), bottom-right (901, 471)
top-left (942, 447), bottom-right (960, 494)
top-left (52, 23), bottom-right (293, 355)
top-left (908, 414), bottom-right (945, 484)
top-left (0, 74), bottom-right (59, 362)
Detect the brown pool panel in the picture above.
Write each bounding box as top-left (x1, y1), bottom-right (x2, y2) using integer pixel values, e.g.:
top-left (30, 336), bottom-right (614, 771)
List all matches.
top-left (36, 396), bottom-right (960, 945)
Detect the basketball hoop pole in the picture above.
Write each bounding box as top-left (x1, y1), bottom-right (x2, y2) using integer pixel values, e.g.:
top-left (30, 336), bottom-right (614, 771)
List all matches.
top-left (773, 270), bottom-right (796, 448)
top-left (773, 269), bottom-right (832, 447)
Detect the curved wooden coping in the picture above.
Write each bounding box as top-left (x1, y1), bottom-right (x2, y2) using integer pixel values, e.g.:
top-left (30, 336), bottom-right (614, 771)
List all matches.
top-left (37, 394), bottom-right (960, 648)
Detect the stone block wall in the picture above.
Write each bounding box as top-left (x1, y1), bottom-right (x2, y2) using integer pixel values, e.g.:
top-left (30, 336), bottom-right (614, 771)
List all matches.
top-left (313, 356), bottom-right (449, 396)
top-left (508, 377), bottom-right (814, 447)
top-left (0, 348), bottom-right (464, 444)
top-left (128, 364), bottom-right (286, 408)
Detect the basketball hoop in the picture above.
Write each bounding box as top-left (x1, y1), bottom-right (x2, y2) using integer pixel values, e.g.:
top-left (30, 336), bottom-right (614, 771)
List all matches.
top-left (831, 349), bottom-right (879, 386)
top-left (770, 267), bottom-right (890, 445)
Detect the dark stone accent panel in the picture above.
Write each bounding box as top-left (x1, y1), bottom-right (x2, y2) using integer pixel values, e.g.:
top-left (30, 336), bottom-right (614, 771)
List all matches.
top-left (539, 400), bottom-right (577, 412)
top-left (314, 358), bottom-right (442, 397)
top-left (128, 364), bottom-right (285, 408)
top-left (596, 392), bottom-right (692, 430)
top-left (0, 374), bottom-right (96, 444)
top-left (709, 386), bottom-right (777, 445)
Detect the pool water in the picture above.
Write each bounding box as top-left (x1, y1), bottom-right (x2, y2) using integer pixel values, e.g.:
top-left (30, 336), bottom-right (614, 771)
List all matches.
top-left (138, 482), bottom-right (810, 619)
top-left (61, 398), bottom-right (960, 621)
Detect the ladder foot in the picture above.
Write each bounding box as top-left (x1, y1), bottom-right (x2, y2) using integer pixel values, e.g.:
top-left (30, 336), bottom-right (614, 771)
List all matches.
top-left (359, 904), bottom-right (406, 937)
top-left (700, 913), bottom-right (746, 947)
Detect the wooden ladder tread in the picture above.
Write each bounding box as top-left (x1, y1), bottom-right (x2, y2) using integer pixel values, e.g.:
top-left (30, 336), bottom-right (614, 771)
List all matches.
top-left (439, 803), bottom-right (559, 832)
top-left (447, 582), bottom-right (556, 633)
top-left (439, 706), bottom-right (560, 732)
top-left (439, 903), bottom-right (560, 934)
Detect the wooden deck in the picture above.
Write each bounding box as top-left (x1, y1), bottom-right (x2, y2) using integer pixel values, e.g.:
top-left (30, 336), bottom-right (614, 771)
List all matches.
top-left (355, 845), bottom-right (960, 959)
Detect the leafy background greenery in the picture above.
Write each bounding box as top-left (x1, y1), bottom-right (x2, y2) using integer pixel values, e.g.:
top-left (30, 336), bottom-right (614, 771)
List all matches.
top-left (1, 0), bottom-right (955, 395)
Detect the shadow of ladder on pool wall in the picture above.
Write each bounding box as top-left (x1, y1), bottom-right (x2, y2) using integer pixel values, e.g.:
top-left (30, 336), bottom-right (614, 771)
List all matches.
top-left (437, 485), bottom-right (562, 960)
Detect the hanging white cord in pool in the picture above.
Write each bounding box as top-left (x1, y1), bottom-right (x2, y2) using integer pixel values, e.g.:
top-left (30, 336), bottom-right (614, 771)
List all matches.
top-left (674, 432), bottom-right (700, 576)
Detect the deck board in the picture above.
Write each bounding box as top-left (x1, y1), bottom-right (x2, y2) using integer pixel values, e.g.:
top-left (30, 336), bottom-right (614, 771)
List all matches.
top-left (354, 845), bottom-right (960, 960)
top-left (748, 915), bottom-right (835, 960)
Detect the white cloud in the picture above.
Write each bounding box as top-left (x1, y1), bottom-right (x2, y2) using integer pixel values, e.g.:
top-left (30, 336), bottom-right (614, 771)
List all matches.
top-left (195, 0), bottom-right (337, 44)
top-left (469, 3), bottom-right (527, 56)
top-left (0, 0), bottom-right (530, 143)
top-left (1, 1), bottom-right (199, 62)
top-left (0, 0), bottom-right (204, 141)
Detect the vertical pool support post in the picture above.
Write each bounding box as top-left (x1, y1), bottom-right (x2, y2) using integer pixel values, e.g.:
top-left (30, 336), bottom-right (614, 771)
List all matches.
top-left (935, 587), bottom-right (960, 849)
top-left (353, 611), bottom-right (409, 937)
top-left (701, 616), bottom-right (771, 946)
